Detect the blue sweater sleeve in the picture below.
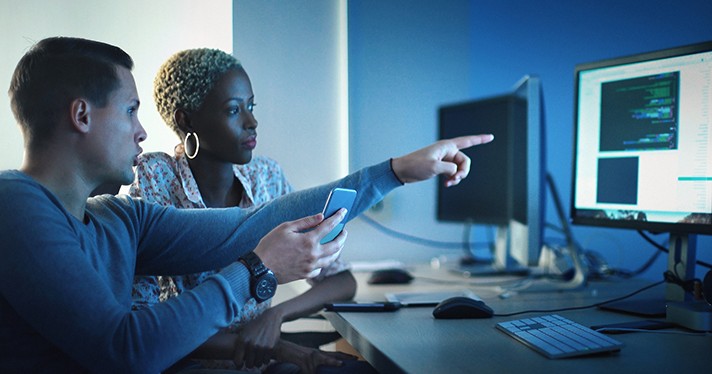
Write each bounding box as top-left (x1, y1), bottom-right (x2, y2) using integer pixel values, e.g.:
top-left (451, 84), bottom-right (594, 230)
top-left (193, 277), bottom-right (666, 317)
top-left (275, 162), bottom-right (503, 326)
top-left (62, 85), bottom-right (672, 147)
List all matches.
top-left (131, 160), bottom-right (402, 276)
top-left (0, 161), bottom-right (401, 373)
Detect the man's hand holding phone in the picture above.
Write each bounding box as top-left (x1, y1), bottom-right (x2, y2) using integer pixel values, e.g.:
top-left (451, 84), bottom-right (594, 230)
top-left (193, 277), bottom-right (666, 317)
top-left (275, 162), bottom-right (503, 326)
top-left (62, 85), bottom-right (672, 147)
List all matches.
top-left (319, 188), bottom-right (357, 244)
top-left (309, 188), bottom-right (357, 277)
top-left (253, 188), bottom-right (357, 283)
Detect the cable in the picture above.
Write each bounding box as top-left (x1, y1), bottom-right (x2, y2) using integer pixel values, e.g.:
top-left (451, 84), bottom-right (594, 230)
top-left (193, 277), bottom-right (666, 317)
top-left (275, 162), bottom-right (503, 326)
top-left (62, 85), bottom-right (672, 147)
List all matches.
top-left (497, 266), bottom-right (707, 318)
top-left (637, 230), bottom-right (669, 253)
top-left (413, 274), bottom-right (525, 288)
top-left (638, 230), bottom-right (712, 269)
top-left (546, 173), bottom-right (575, 248)
top-left (357, 214), bottom-right (490, 250)
top-left (606, 247), bottom-right (663, 279)
top-left (493, 279), bottom-right (664, 317)
top-left (545, 222), bottom-right (567, 235)
top-left (573, 229), bottom-right (708, 280)
top-left (663, 270), bottom-right (700, 296)
top-left (589, 229), bottom-right (708, 279)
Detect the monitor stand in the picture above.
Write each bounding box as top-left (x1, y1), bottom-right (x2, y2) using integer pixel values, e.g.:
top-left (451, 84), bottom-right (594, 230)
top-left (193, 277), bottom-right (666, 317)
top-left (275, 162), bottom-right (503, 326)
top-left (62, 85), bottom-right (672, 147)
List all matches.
top-left (664, 234), bottom-right (712, 331)
top-left (448, 225), bottom-right (529, 277)
top-left (598, 233), bottom-right (712, 331)
top-left (516, 242), bottom-right (588, 292)
top-left (514, 172), bottom-right (587, 292)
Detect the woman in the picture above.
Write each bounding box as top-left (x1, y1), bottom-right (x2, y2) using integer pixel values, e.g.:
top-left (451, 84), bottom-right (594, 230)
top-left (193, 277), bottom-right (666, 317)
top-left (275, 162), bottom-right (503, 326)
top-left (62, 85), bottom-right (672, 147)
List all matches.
top-left (129, 49), bottom-right (364, 373)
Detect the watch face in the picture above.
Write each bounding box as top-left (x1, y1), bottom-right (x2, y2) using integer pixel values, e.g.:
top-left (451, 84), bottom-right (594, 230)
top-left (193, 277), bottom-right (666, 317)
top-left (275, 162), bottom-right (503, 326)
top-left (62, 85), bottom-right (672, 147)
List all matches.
top-left (255, 275), bottom-right (277, 301)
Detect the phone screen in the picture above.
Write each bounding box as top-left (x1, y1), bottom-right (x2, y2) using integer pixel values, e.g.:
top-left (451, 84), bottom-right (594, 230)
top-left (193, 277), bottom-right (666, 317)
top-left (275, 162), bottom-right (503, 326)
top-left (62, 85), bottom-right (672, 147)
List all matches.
top-left (320, 188), bottom-right (357, 244)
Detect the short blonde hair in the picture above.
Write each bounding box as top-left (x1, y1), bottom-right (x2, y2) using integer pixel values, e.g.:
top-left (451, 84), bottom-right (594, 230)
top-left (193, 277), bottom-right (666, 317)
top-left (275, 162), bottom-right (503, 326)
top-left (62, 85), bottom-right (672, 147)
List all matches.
top-left (153, 48), bottom-right (242, 134)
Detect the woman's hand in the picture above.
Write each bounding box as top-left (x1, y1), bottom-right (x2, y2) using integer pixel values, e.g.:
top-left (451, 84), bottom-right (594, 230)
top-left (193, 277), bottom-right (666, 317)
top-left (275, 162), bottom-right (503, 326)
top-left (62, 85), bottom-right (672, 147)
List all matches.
top-left (230, 308), bottom-right (284, 368)
top-left (274, 339), bottom-right (358, 374)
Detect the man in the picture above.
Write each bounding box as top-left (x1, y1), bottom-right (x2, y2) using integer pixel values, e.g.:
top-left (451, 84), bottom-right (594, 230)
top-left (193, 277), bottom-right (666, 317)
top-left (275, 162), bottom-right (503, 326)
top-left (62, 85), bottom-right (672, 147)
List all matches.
top-left (0, 36), bottom-right (492, 373)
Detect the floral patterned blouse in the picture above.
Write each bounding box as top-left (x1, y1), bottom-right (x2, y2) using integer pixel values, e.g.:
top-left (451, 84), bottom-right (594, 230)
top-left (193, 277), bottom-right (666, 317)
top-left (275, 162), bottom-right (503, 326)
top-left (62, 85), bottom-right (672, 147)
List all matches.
top-left (127, 144), bottom-right (350, 325)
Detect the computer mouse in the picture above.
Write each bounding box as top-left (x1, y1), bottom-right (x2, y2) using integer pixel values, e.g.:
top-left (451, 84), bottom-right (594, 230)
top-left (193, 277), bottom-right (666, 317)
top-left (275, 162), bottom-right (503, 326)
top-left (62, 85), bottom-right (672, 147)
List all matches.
top-left (367, 268), bottom-right (414, 285)
top-left (432, 296), bottom-right (494, 319)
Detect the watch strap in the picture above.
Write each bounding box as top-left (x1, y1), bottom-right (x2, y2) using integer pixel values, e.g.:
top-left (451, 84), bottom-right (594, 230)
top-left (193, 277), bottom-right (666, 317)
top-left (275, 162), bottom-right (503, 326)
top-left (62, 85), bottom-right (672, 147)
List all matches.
top-left (240, 251), bottom-right (268, 277)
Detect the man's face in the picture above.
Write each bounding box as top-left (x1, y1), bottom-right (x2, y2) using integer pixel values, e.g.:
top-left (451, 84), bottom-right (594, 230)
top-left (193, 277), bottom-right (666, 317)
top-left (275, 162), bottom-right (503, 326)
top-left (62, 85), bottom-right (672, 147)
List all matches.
top-left (86, 67), bottom-right (146, 186)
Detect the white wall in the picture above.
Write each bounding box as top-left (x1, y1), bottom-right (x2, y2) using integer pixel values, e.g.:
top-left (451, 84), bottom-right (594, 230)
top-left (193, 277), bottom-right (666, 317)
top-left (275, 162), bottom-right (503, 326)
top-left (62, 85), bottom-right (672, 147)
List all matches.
top-left (0, 0), bottom-right (233, 170)
top-left (233, 0), bottom-right (348, 190)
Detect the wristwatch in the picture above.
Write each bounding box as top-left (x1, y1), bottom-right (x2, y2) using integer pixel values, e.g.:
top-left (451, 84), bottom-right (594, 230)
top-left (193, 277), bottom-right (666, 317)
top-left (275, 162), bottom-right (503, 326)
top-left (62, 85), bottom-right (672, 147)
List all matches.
top-left (239, 252), bottom-right (277, 303)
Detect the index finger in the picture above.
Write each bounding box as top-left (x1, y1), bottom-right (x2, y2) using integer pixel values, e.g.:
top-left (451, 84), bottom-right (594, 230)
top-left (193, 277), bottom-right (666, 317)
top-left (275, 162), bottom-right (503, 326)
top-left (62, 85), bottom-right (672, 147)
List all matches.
top-left (450, 134), bottom-right (494, 150)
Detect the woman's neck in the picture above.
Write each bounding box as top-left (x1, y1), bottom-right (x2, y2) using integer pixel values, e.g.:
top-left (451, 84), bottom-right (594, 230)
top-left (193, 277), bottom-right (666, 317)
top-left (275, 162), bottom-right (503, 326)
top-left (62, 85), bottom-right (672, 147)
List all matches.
top-left (186, 157), bottom-right (244, 208)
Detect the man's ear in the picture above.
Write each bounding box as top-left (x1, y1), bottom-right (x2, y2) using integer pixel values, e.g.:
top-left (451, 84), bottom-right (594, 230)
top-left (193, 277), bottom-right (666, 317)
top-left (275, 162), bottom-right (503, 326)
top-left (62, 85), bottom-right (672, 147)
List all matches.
top-left (174, 109), bottom-right (193, 134)
top-left (70, 98), bottom-right (91, 134)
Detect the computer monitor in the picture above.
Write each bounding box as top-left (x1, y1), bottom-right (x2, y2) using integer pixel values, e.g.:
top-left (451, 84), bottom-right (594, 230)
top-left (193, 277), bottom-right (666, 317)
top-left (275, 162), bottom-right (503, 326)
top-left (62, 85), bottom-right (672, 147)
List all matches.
top-left (572, 41), bottom-right (712, 330)
top-left (437, 75), bottom-right (546, 275)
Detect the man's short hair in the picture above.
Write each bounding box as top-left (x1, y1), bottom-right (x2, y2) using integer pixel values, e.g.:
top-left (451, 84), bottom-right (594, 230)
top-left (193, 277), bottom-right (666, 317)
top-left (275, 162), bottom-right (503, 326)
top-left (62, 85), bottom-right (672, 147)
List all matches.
top-left (8, 37), bottom-right (134, 147)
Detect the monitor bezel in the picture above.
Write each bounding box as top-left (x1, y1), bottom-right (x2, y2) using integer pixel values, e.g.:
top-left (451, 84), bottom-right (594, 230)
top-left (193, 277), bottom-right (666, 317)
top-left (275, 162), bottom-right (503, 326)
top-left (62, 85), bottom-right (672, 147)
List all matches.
top-left (570, 40), bottom-right (712, 235)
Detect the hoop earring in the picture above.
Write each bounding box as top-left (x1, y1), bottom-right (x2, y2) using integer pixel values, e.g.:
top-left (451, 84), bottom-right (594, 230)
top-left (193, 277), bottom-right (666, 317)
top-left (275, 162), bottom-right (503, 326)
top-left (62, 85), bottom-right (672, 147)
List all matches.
top-left (184, 132), bottom-right (200, 159)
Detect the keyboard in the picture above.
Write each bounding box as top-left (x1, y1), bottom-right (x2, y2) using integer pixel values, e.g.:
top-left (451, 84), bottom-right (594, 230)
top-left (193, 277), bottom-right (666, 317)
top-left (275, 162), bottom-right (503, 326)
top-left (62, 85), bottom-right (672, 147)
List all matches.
top-left (496, 314), bottom-right (624, 359)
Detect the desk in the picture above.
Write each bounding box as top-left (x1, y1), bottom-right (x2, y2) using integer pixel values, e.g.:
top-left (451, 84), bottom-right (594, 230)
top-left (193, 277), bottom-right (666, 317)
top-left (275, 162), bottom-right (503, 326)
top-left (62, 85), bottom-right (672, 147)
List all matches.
top-left (324, 265), bottom-right (712, 373)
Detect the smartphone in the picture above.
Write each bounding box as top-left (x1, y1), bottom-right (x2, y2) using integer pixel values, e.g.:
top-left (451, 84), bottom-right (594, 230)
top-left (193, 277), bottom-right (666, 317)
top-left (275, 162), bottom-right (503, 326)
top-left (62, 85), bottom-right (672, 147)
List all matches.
top-left (320, 188), bottom-right (357, 244)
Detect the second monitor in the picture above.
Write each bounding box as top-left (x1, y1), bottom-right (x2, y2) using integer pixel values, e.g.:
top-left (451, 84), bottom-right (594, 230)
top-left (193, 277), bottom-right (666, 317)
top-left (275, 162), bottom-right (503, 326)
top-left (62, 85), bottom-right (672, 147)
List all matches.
top-left (437, 75), bottom-right (546, 275)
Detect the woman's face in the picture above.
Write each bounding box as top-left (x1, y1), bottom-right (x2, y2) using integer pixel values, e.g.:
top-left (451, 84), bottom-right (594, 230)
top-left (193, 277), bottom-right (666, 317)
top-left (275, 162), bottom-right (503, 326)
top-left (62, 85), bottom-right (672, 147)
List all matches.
top-left (188, 67), bottom-right (257, 165)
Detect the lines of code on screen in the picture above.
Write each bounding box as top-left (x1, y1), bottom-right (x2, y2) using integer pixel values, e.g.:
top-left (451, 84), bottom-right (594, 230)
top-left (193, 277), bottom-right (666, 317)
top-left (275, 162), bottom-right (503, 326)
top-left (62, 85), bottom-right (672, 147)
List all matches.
top-left (599, 72), bottom-right (679, 151)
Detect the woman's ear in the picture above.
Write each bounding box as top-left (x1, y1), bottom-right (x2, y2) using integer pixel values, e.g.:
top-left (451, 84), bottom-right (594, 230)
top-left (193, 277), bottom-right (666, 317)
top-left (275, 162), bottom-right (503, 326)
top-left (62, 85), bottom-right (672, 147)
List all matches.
top-left (70, 98), bottom-right (91, 134)
top-left (174, 109), bottom-right (193, 134)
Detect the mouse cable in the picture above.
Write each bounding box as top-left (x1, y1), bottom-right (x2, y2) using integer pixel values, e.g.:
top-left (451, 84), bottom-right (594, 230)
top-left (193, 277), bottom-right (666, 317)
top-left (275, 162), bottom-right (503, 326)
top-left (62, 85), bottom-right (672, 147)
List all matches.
top-left (493, 279), bottom-right (664, 318)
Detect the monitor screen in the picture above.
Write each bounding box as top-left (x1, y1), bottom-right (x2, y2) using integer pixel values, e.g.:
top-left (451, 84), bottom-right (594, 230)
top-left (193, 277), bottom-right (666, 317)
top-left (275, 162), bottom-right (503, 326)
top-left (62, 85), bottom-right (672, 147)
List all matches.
top-left (437, 94), bottom-right (518, 226)
top-left (438, 76), bottom-right (546, 268)
top-left (571, 41), bottom-right (712, 235)
top-left (571, 41), bottom-right (712, 330)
